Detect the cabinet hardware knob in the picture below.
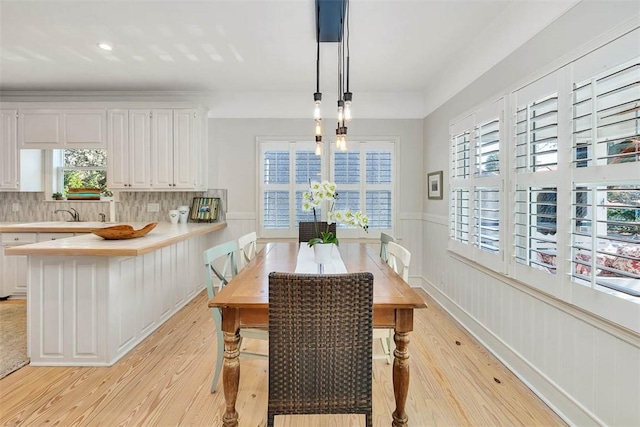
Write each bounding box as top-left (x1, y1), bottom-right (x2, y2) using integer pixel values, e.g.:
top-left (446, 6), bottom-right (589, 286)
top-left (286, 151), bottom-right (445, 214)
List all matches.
top-left (14, 237), bottom-right (19, 241)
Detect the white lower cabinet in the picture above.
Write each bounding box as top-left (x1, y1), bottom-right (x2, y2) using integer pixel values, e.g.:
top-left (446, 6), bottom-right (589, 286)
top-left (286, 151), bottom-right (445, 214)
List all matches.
top-left (1, 232), bottom-right (76, 298)
top-left (1, 233), bottom-right (37, 297)
top-left (27, 232), bottom-right (213, 366)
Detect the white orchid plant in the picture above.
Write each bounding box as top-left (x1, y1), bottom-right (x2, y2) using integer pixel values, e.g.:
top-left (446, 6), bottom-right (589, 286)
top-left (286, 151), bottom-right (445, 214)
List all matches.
top-left (301, 180), bottom-right (369, 247)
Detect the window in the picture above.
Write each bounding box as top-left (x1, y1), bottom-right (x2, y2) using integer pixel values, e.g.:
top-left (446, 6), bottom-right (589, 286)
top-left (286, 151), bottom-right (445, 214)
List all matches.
top-left (259, 139), bottom-right (395, 238)
top-left (449, 99), bottom-right (504, 270)
top-left (448, 28), bottom-right (640, 331)
top-left (512, 80), bottom-right (561, 284)
top-left (570, 58), bottom-right (640, 298)
top-left (53, 148), bottom-right (107, 195)
top-left (331, 142), bottom-right (394, 234)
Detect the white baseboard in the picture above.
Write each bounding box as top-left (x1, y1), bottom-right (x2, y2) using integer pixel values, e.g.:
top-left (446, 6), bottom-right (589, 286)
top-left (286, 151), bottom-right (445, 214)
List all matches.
top-left (417, 276), bottom-right (602, 427)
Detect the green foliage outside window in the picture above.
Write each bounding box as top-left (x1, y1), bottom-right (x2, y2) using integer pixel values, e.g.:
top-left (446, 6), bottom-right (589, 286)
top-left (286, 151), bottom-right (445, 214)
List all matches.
top-left (63, 149), bottom-right (107, 193)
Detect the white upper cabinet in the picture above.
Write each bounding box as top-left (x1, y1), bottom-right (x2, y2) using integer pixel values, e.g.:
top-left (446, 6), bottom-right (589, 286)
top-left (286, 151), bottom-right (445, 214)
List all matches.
top-left (107, 109), bottom-right (152, 189)
top-left (64, 110), bottom-right (106, 146)
top-left (18, 109), bottom-right (106, 148)
top-left (0, 109), bottom-right (19, 191)
top-left (108, 106), bottom-right (205, 191)
top-left (150, 108), bottom-right (202, 189)
top-left (173, 109), bottom-right (200, 189)
top-left (151, 109), bottom-right (174, 189)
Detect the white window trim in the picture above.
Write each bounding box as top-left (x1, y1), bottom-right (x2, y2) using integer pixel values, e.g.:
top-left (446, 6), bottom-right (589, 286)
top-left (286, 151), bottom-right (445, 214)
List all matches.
top-left (330, 140), bottom-right (395, 239)
top-left (257, 137), bottom-right (398, 240)
top-left (447, 27), bottom-right (640, 333)
top-left (449, 98), bottom-right (506, 273)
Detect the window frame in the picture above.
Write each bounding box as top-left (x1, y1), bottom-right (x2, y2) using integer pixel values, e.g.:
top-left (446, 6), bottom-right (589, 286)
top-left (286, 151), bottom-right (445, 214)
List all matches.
top-left (258, 138), bottom-right (397, 239)
top-left (448, 98), bottom-right (506, 273)
top-left (329, 140), bottom-right (395, 239)
top-left (447, 27), bottom-right (640, 332)
top-left (45, 148), bottom-right (109, 199)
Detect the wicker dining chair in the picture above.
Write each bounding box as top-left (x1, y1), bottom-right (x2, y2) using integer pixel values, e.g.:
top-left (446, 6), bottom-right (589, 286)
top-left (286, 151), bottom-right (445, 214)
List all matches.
top-left (267, 272), bottom-right (374, 427)
top-left (298, 221), bottom-right (337, 243)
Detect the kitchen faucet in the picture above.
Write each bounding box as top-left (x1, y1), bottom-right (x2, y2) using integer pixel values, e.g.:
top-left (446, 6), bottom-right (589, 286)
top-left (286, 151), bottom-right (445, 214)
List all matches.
top-left (54, 208), bottom-right (80, 222)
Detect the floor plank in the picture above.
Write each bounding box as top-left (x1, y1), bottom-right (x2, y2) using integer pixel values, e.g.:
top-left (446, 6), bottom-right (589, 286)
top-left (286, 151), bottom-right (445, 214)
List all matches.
top-left (0, 289), bottom-right (566, 426)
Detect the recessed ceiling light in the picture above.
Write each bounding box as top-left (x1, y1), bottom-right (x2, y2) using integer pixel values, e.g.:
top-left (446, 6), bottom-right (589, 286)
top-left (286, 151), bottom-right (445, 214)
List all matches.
top-left (97, 43), bottom-right (113, 51)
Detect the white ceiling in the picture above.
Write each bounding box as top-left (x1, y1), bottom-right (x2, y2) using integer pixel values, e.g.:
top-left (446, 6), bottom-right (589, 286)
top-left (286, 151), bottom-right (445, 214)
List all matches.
top-left (0, 0), bottom-right (579, 118)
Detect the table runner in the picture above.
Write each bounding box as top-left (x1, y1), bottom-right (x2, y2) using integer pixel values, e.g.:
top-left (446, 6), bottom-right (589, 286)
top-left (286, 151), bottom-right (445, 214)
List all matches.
top-left (294, 244), bottom-right (348, 274)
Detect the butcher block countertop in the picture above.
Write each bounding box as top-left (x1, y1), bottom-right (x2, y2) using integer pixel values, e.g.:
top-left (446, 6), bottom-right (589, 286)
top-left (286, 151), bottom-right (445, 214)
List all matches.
top-left (4, 222), bottom-right (226, 257)
top-left (0, 221), bottom-right (126, 233)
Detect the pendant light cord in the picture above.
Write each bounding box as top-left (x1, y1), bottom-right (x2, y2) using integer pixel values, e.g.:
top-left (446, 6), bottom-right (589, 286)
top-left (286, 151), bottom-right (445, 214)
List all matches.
top-left (316, 4), bottom-right (320, 94)
top-left (345, 0), bottom-right (350, 93)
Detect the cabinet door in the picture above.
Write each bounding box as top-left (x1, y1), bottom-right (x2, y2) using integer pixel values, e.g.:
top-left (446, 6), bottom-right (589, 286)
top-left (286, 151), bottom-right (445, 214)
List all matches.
top-left (107, 109), bottom-right (130, 189)
top-left (0, 109), bottom-right (19, 191)
top-left (65, 109), bottom-right (106, 147)
top-left (151, 109), bottom-right (174, 189)
top-left (4, 254), bottom-right (28, 296)
top-left (129, 110), bottom-right (152, 189)
top-left (18, 109), bottom-right (64, 148)
top-left (173, 109), bottom-right (197, 189)
top-left (1, 233), bottom-right (36, 297)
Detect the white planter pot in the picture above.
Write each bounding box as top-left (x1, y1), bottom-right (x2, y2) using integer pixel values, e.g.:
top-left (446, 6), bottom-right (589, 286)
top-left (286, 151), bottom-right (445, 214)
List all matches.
top-left (313, 243), bottom-right (334, 264)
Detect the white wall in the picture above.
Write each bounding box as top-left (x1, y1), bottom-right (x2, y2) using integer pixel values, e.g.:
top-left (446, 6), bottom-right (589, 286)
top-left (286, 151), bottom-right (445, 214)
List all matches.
top-left (423, 2), bottom-right (639, 426)
top-left (209, 117), bottom-right (425, 281)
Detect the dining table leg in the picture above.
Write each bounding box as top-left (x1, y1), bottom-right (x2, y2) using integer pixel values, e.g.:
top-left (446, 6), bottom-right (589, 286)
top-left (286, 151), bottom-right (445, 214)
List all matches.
top-left (221, 309), bottom-right (241, 427)
top-left (392, 309), bottom-right (413, 427)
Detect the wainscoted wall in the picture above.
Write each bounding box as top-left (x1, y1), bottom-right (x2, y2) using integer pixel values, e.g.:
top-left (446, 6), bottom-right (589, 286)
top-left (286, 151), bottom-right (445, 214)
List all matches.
top-left (421, 217), bottom-right (640, 426)
top-left (420, 4), bottom-right (640, 426)
top-left (0, 190), bottom-right (227, 223)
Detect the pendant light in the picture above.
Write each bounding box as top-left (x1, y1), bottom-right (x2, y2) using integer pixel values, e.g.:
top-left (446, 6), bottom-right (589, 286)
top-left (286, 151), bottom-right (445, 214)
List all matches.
top-left (313, 0), bottom-right (352, 155)
top-left (313, 3), bottom-right (323, 156)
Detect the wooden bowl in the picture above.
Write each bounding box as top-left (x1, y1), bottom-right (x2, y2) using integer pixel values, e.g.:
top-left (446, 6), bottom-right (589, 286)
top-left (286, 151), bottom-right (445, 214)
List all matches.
top-left (91, 223), bottom-right (157, 240)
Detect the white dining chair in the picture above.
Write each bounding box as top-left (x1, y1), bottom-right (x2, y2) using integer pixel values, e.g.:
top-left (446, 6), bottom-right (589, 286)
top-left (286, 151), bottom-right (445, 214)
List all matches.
top-left (387, 241), bottom-right (411, 282)
top-left (237, 231), bottom-right (257, 270)
top-left (204, 240), bottom-right (268, 393)
top-left (373, 241), bottom-right (412, 364)
top-left (379, 232), bottom-right (396, 263)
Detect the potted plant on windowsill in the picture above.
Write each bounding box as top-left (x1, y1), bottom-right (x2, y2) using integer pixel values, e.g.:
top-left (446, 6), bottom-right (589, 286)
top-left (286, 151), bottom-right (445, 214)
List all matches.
top-left (301, 180), bottom-right (369, 264)
top-left (52, 192), bottom-right (64, 201)
top-left (100, 189), bottom-right (114, 201)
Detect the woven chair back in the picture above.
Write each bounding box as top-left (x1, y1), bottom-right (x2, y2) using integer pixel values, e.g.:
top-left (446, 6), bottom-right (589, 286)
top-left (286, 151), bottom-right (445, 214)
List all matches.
top-left (298, 221), bottom-right (337, 243)
top-left (267, 272), bottom-right (373, 427)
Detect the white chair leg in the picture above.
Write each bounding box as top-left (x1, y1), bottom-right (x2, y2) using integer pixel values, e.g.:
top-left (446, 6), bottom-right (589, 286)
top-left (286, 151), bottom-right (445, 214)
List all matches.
top-left (211, 309), bottom-right (224, 393)
top-left (380, 335), bottom-right (390, 360)
top-left (387, 329), bottom-right (395, 365)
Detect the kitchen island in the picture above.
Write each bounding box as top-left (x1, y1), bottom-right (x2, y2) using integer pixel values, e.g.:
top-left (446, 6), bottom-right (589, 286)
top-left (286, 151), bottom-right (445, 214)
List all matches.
top-left (5, 222), bottom-right (226, 366)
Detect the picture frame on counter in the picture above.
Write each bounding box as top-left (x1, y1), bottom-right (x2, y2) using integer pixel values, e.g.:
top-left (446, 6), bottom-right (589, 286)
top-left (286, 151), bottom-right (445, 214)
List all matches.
top-left (190, 197), bottom-right (220, 222)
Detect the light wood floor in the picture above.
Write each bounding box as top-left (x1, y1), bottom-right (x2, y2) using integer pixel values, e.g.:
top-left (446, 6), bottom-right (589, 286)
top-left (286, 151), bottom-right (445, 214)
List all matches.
top-left (0, 289), bottom-right (566, 426)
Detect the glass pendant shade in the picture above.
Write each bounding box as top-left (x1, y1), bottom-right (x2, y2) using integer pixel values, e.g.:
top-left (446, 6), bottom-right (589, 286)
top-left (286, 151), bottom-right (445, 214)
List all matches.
top-left (314, 101), bottom-right (321, 120)
top-left (344, 100), bottom-right (352, 121)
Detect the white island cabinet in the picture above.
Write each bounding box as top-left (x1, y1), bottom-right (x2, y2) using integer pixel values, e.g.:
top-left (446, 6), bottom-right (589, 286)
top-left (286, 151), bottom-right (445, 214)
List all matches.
top-left (5, 222), bottom-right (226, 366)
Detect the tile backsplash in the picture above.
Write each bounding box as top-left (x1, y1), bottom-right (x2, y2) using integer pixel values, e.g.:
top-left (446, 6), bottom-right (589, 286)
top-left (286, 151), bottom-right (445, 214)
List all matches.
top-left (0, 190), bottom-right (227, 223)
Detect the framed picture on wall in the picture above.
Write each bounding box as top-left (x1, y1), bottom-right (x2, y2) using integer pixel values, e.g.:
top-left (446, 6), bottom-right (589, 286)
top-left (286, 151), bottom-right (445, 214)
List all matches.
top-left (427, 171), bottom-right (443, 200)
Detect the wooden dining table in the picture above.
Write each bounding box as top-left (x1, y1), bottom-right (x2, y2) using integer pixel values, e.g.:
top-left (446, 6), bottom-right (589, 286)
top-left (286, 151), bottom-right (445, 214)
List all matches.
top-left (208, 242), bottom-right (427, 427)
